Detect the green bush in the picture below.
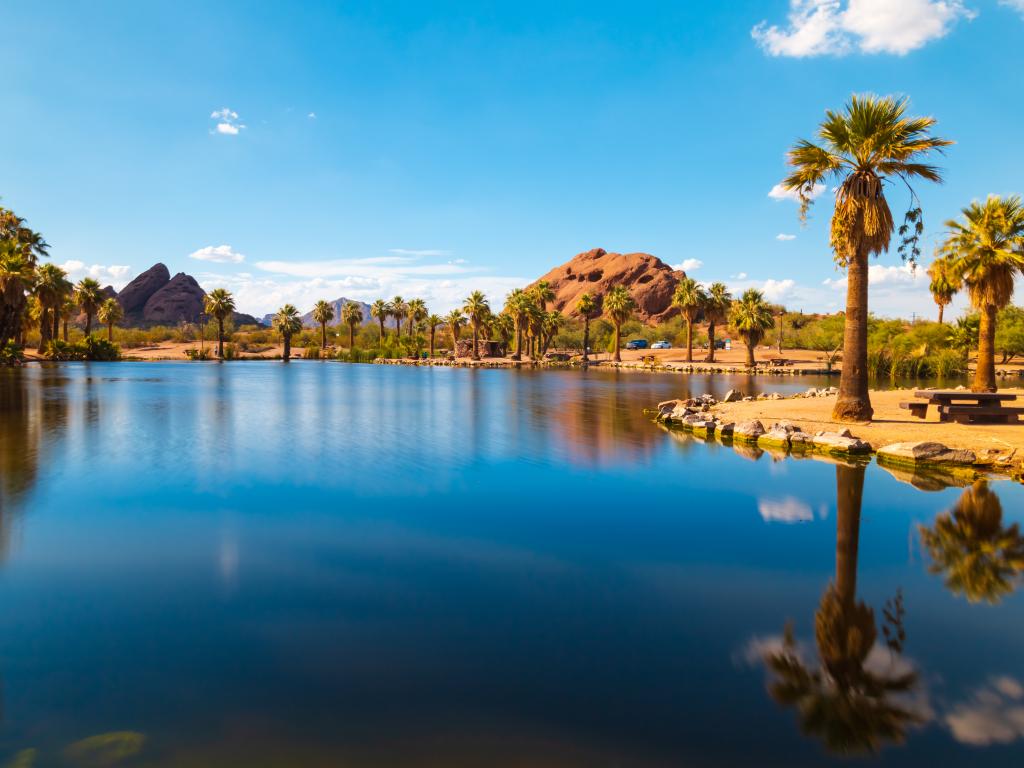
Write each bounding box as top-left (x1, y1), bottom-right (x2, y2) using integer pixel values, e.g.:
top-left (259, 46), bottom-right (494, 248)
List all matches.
top-left (335, 347), bottom-right (379, 363)
top-left (221, 343), bottom-right (239, 360)
top-left (1, 342), bottom-right (24, 366)
top-left (303, 345), bottom-right (322, 360)
top-left (184, 348), bottom-right (211, 361)
top-left (45, 337), bottom-right (121, 361)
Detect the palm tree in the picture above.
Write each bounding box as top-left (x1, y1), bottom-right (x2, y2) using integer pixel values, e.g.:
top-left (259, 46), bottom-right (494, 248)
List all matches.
top-left (927, 257), bottom-right (958, 325)
top-left (603, 285), bottom-right (636, 363)
top-left (74, 278), bottom-right (103, 337)
top-left (763, 463), bottom-right (923, 756)
top-left (445, 309), bottom-right (465, 352)
top-left (370, 299), bottom-right (390, 346)
top-left (781, 94), bottom-right (951, 422)
top-left (59, 296), bottom-right (76, 341)
top-left (425, 313), bottom-right (443, 358)
top-left (540, 311), bottom-right (564, 355)
top-left (0, 243), bottom-right (35, 347)
top-left (33, 263), bottom-right (71, 351)
top-left (342, 302), bottom-right (363, 349)
top-left (272, 304), bottom-right (302, 361)
top-left (97, 298), bottom-right (124, 342)
top-left (671, 276), bottom-right (707, 363)
top-left (703, 282), bottom-right (731, 363)
top-left (504, 289), bottom-right (528, 361)
top-left (390, 296), bottom-right (407, 337)
top-left (406, 298), bottom-right (427, 336)
top-left (312, 300), bottom-right (335, 349)
top-left (575, 292), bottom-right (596, 363)
top-left (531, 280), bottom-right (555, 311)
top-left (938, 195), bottom-right (1024, 392)
top-left (462, 291), bottom-right (490, 360)
top-left (203, 288), bottom-right (236, 359)
top-left (730, 288), bottom-right (775, 367)
top-left (919, 481), bottom-right (1024, 604)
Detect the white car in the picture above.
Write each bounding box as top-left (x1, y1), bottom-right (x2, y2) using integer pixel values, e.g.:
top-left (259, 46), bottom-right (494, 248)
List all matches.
top-left (651, 340), bottom-right (671, 349)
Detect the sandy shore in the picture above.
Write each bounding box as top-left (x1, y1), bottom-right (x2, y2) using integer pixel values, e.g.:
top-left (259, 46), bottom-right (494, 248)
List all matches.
top-left (705, 387), bottom-right (1024, 456)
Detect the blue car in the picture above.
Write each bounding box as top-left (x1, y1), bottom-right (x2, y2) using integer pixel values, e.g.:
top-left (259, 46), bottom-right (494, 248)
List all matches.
top-left (625, 339), bottom-right (648, 350)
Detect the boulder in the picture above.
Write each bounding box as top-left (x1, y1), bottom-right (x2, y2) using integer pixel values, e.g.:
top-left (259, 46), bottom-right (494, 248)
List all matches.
top-left (527, 247), bottom-right (686, 323)
top-left (722, 389), bottom-right (742, 403)
top-left (118, 263), bottom-right (171, 321)
top-left (811, 432), bottom-right (872, 455)
top-left (733, 420), bottom-right (765, 442)
top-left (142, 273), bottom-right (206, 325)
top-left (877, 442), bottom-right (977, 467)
top-left (758, 423), bottom-right (800, 449)
top-left (717, 422), bottom-right (736, 438)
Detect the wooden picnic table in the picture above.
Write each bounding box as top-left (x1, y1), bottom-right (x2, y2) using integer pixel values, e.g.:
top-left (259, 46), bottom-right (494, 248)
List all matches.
top-left (901, 389), bottom-right (1022, 424)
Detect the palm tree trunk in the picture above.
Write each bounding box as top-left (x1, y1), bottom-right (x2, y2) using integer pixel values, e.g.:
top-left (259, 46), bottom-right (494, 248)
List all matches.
top-left (706, 320), bottom-right (716, 363)
top-left (429, 329), bottom-right (435, 358)
top-left (613, 321), bottom-right (621, 362)
top-left (107, 322), bottom-right (113, 342)
top-left (37, 308), bottom-right (51, 352)
top-left (833, 247), bottom-right (873, 422)
top-left (512, 322), bottom-right (522, 361)
top-left (378, 319), bottom-right (385, 346)
top-left (52, 310), bottom-right (60, 342)
top-left (582, 317), bottom-right (589, 363)
top-left (471, 322), bottom-right (480, 360)
top-left (349, 324), bottom-right (355, 349)
top-left (973, 303), bottom-right (998, 393)
top-left (217, 318), bottom-right (225, 358)
top-left (686, 317), bottom-right (693, 362)
top-left (395, 318), bottom-right (401, 338)
top-left (321, 322), bottom-right (327, 349)
top-left (283, 335), bottom-right (291, 361)
top-left (85, 313), bottom-right (93, 337)
top-left (62, 319), bottom-right (68, 342)
top-left (835, 463), bottom-right (865, 609)
top-left (777, 313), bottom-right (784, 354)
top-left (745, 336), bottom-right (755, 368)
top-left (937, 303), bottom-right (945, 325)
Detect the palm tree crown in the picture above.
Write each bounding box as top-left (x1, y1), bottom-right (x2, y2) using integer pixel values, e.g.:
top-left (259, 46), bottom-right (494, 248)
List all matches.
top-left (273, 303), bottom-right (302, 360)
top-left (75, 277), bottom-right (103, 336)
top-left (98, 297), bottom-right (124, 342)
top-left (312, 300), bottom-right (335, 348)
top-left (462, 291), bottom-right (490, 360)
top-left (926, 257), bottom-right (959, 324)
top-left (603, 285), bottom-right (636, 363)
top-left (342, 302), bottom-right (363, 348)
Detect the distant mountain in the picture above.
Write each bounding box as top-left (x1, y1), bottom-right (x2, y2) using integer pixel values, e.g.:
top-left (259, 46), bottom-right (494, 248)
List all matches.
top-left (528, 247), bottom-right (685, 324)
top-left (113, 263), bottom-right (261, 327)
top-left (262, 298), bottom-right (374, 329)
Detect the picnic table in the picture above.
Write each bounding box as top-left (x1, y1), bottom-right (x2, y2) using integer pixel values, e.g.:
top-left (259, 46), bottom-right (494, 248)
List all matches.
top-left (767, 357), bottom-right (793, 368)
top-left (900, 390), bottom-right (1022, 425)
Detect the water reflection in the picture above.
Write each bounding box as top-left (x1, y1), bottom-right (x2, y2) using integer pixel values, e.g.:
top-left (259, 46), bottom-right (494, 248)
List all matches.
top-left (0, 371), bottom-right (38, 555)
top-left (919, 481), bottom-right (1024, 605)
top-left (762, 462), bottom-right (924, 755)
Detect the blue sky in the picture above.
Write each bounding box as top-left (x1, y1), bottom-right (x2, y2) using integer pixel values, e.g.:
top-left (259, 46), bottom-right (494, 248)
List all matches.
top-left (3, 0), bottom-right (1023, 318)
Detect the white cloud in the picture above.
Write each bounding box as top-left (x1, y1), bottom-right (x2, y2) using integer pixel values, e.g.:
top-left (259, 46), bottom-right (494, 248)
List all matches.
top-left (776, 233), bottom-right (797, 241)
top-left (823, 263), bottom-right (926, 290)
top-left (769, 182), bottom-right (826, 202)
top-left (388, 248), bottom-right (451, 257)
top-left (758, 497), bottom-right (814, 523)
top-left (672, 258), bottom-right (704, 272)
top-left (734, 272), bottom-right (748, 280)
top-left (946, 676), bottom-right (1024, 746)
top-left (1001, 0), bottom-right (1024, 13)
top-left (189, 244), bottom-right (246, 264)
top-left (753, 0), bottom-right (974, 57)
top-left (58, 260), bottom-right (133, 289)
top-left (307, 112), bottom-right (317, 119)
top-left (761, 278), bottom-right (797, 303)
top-left (210, 107), bottom-right (245, 136)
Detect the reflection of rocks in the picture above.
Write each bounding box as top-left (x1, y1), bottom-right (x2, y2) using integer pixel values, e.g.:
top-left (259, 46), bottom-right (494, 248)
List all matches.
top-left (732, 442), bottom-right (764, 462)
top-left (879, 463), bottom-right (974, 492)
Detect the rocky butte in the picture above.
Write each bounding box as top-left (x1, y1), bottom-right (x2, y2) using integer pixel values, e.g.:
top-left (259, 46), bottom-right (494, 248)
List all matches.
top-left (112, 263), bottom-right (260, 327)
top-left (528, 248), bottom-right (685, 323)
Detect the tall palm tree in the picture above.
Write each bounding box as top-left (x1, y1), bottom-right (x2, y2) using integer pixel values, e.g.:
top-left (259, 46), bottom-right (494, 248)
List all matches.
top-left (781, 94), bottom-right (951, 422)
top-left (919, 481), bottom-right (1024, 605)
top-left (203, 288), bottom-right (236, 359)
top-left (74, 278), bottom-right (103, 337)
top-left (603, 285), bottom-right (636, 363)
top-left (425, 313), bottom-right (443, 358)
top-left (312, 299), bottom-right (335, 349)
top-left (938, 195), bottom-right (1024, 392)
top-left (445, 309), bottom-right (465, 351)
top-left (390, 296), bottom-right (407, 338)
top-left (0, 243), bottom-right (35, 347)
top-left (763, 463), bottom-right (922, 756)
top-left (59, 296), bottom-right (76, 341)
top-left (33, 263), bottom-right (71, 351)
top-left (927, 257), bottom-right (958, 325)
top-left (462, 291), bottom-right (490, 360)
top-left (540, 310), bottom-right (564, 355)
top-left (532, 280), bottom-right (555, 311)
top-left (272, 304), bottom-right (302, 361)
top-left (730, 288), bottom-right (775, 368)
top-left (98, 298), bottom-right (124, 342)
top-left (406, 298), bottom-right (427, 336)
top-left (671, 276), bottom-right (707, 363)
top-left (370, 299), bottom-right (390, 346)
top-left (504, 289), bottom-right (528, 361)
top-left (575, 292), bottom-right (596, 363)
top-left (703, 282), bottom-right (731, 363)
top-left (342, 302), bottom-right (363, 349)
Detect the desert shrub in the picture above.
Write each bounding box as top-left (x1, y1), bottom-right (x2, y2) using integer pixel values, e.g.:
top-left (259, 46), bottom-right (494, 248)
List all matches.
top-left (1, 342), bottom-right (24, 366)
top-left (46, 337), bottom-right (120, 361)
top-left (303, 345), bottom-right (322, 360)
top-left (184, 348), bottom-right (211, 361)
top-left (222, 343), bottom-right (239, 360)
top-left (335, 347), bottom-right (378, 363)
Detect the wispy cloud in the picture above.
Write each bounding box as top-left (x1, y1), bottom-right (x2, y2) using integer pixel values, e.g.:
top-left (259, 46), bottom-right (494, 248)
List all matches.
top-left (307, 112), bottom-right (317, 119)
top-left (210, 107), bottom-right (245, 136)
top-left (753, 0), bottom-right (974, 58)
top-left (758, 497), bottom-right (815, 523)
top-left (189, 244), bottom-right (246, 264)
top-left (389, 248), bottom-right (452, 257)
top-left (776, 233), bottom-right (797, 241)
top-left (945, 676), bottom-right (1024, 746)
top-left (672, 258), bottom-right (704, 272)
top-left (769, 182), bottom-right (825, 202)
top-left (1001, 0), bottom-right (1024, 15)
top-left (58, 260), bottom-right (133, 289)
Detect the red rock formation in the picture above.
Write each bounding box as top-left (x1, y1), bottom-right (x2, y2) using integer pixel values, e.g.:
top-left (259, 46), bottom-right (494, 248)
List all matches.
top-left (529, 248), bottom-right (685, 324)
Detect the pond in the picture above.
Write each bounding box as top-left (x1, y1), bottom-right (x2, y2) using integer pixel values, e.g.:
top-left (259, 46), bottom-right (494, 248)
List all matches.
top-left (1, 362), bottom-right (1022, 766)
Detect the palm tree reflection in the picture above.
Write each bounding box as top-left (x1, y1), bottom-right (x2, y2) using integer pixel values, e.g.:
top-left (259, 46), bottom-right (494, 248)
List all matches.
top-left (763, 462), bottom-right (924, 755)
top-left (919, 481), bottom-right (1024, 605)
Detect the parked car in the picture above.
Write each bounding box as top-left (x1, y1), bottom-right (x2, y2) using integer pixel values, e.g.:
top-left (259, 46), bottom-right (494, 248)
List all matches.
top-left (651, 340), bottom-right (671, 349)
top-left (625, 339), bottom-right (649, 350)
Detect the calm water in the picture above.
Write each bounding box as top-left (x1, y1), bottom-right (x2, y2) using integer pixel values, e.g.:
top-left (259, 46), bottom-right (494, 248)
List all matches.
top-left (1, 362), bottom-right (1023, 766)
